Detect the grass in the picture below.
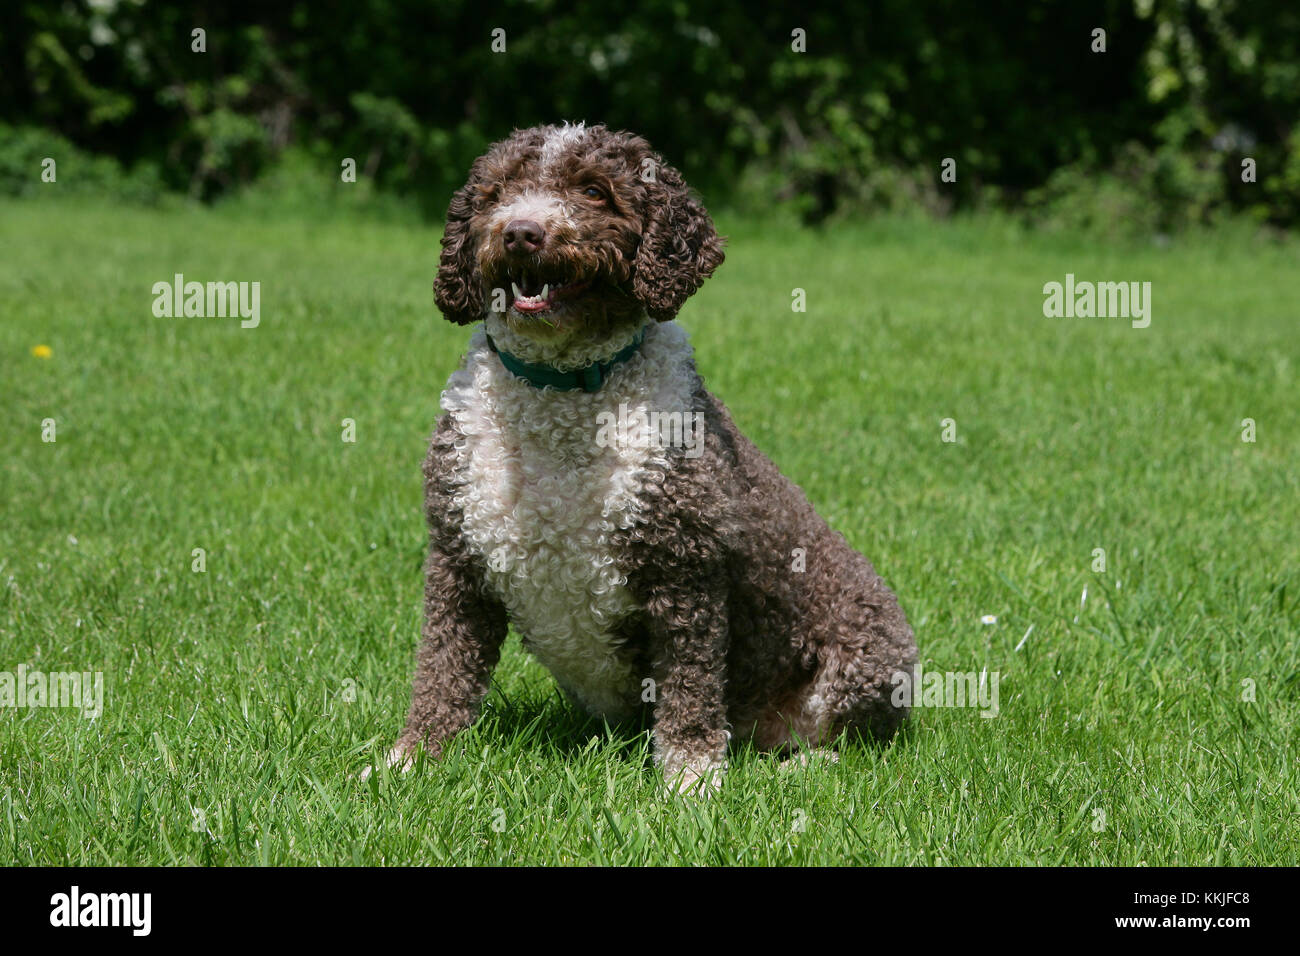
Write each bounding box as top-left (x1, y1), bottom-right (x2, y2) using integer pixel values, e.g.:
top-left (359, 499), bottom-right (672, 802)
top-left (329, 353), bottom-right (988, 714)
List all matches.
top-left (1, 194), bottom-right (1297, 866)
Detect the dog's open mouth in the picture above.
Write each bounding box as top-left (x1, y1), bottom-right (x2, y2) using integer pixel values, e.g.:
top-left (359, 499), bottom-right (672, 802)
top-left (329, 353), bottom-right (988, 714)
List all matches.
top-left (507, 267), bottom-right (592, 315)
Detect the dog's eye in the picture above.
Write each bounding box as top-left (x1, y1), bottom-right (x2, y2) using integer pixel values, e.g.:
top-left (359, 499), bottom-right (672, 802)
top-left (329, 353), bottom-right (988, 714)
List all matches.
top-left (582, 185), bottom-right (606, 201)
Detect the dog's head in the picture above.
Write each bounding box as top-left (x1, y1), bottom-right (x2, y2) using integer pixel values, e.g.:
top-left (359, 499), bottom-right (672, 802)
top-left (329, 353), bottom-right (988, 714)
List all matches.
top-left (434, 122), bottom-right (724, 342)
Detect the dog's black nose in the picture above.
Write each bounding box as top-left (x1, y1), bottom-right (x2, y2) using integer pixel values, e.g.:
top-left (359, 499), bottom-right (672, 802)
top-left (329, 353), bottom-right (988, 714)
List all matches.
top-left (503, 219), bottom-right (545, 254)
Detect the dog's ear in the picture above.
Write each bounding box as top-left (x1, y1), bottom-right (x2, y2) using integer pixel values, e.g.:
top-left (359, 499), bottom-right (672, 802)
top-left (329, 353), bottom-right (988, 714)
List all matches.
top-left (631, 158), bottom-right (725, 322)
top-left (434, 164), bottom-right (487, 325)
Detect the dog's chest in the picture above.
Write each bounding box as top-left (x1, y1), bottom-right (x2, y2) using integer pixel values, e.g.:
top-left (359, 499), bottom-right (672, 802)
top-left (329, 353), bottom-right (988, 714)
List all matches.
top-left (442, 332), bottom-right (690, 718)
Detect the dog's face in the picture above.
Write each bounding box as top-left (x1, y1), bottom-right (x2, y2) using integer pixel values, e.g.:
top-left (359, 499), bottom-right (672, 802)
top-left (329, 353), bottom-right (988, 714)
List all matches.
top-left (434, 123), bottom-right (724, 342)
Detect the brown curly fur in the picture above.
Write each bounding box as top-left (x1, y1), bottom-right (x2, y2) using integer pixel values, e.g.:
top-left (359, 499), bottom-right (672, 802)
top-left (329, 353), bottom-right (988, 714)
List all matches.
top-left (434, 124), bottom-right (723, 333)
top-left (391, 123), bottom-right (916, 789)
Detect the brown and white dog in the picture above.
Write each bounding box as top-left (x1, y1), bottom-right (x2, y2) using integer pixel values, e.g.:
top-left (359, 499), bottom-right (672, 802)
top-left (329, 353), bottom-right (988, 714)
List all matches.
top-left (379, 122), bottom-right (916, 793)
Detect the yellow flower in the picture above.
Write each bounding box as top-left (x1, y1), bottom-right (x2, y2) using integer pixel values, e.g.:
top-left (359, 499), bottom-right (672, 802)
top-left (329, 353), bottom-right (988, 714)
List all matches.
top-left (32, 344), bottom-right (53, 359)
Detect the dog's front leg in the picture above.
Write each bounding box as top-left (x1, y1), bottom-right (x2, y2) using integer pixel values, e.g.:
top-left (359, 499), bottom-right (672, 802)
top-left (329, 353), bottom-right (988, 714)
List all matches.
top-left (385, 543), bottom-right (507, 772)
top-left (646, 574), bottom-right (732, 796)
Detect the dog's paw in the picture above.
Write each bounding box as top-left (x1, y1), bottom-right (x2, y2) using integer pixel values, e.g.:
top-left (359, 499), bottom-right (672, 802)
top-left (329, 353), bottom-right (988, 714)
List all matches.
top-left (660, 753), bottom-right (727, 798)
top-left (778, 749), bottom-right (840, 771)
top-left (356, 744), bottom-right (416, 782)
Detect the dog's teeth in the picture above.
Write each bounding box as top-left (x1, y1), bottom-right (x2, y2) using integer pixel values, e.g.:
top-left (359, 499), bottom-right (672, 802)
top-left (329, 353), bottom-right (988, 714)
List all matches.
top-left (541, 283), bottom-right (549, 299)
top-left (511, 281), bottom-right (522, 300)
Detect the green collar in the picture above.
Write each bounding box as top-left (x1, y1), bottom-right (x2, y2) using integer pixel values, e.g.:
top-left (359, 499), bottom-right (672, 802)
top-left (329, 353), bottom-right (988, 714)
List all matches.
top-left (485, 328), bottom-right (646, 393)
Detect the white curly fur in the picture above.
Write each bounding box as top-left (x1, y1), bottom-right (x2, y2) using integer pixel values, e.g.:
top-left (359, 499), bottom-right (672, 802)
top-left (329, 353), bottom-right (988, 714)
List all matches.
top-left (482, 312), bottom-right (651, 372)
top-left (538, 121), bottom-right (588, 170)
top-left (481, 189), bottom-right (575, 259)
top-left (440, 318), bottom-right (697, 718)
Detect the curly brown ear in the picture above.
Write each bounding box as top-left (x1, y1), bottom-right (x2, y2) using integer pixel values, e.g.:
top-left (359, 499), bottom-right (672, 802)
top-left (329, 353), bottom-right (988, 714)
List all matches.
top-left (433, 169), bottom-right (485, 325)
top-left (631, 160), bottom-right (725, 322)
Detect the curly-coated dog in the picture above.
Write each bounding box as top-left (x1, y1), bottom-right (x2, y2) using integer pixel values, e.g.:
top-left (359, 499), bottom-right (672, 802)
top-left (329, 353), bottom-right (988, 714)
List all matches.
top-left (380, 121), bottom-right (917, 793)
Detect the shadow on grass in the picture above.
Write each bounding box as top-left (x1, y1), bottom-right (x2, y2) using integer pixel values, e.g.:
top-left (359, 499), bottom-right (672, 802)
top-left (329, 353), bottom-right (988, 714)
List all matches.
top-left (479, 688), bottom-right (654, 765)
top-left (478, 687), bottom-right (916, 770)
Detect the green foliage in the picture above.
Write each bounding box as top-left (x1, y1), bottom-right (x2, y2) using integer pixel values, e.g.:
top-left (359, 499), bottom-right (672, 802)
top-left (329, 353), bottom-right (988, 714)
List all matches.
top-left (1133, 0), bottom-right (1300, 226)
top-left (1025, 134), bottom-right (1231, 238)
top-left (24, 28), bottom-right (133, 127)
top-left (0, 1), bottom-right (1296, 224)
top-left (216, 147), bottom-right (423, 224)
top-left (0, 122), bottom-right (163, 202)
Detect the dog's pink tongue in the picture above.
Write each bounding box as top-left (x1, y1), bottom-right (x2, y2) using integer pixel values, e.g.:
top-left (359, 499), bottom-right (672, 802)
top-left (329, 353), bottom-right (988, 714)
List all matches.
top-left (515, 296), bottom-right (550, 313)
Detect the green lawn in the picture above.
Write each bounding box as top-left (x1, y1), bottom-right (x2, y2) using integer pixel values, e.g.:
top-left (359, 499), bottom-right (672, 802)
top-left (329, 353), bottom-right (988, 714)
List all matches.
top-left (2, 196), bottom-right (1297, 865)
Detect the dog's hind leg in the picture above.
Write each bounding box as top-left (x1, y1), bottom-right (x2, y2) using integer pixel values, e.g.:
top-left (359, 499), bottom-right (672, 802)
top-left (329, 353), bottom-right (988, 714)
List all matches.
top-left (815, 617), bottom-right (917, 746)
top-left (753, 603), bottom-right (916, 761)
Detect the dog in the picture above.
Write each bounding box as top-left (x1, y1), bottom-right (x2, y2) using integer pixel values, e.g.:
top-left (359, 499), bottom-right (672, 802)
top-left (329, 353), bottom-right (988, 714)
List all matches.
top-left (380, 122), bottom-right (917, 793)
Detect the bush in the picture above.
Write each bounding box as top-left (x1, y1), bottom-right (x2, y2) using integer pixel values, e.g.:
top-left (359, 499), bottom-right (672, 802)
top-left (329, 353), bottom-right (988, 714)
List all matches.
top-left (0, 123), bottom-right (163, 203)
top-left (1, 0), bottom-right (1295, 229)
